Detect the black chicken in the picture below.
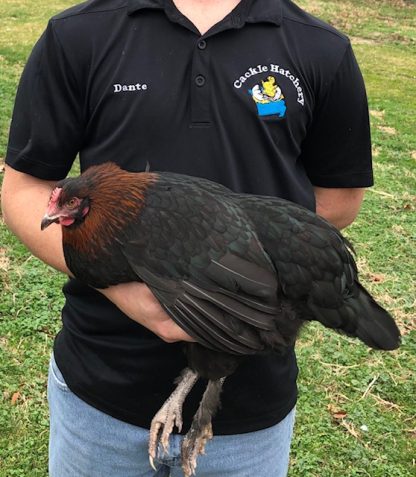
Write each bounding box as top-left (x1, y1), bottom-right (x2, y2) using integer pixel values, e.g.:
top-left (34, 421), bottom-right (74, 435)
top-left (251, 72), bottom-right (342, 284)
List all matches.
top-left (41, 163), bottom-right (400, 476)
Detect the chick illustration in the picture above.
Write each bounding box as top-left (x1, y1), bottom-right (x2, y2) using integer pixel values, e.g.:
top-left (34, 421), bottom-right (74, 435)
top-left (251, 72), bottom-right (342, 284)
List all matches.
top-left (251, 76), bottom-right (284, 103)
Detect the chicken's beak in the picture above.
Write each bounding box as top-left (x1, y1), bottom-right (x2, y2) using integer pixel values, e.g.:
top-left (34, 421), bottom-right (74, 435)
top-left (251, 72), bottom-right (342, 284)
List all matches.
top-left (41, 214), bottom-right (60, 230)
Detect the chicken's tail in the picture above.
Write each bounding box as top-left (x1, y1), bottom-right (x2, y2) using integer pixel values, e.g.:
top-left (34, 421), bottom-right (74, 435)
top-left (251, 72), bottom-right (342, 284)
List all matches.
top-left (308, 282), bottom-right (401, 351)
top-left (351, 282), bottom-right (400, 350)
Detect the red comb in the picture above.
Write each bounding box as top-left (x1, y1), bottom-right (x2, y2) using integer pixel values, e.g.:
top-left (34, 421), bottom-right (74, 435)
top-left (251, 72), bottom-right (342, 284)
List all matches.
top-left (50, 187), bottom-right (62, 204)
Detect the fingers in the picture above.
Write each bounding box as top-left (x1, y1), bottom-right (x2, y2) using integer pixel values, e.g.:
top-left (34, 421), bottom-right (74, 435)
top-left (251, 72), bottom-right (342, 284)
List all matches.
top-left (156, 319), bottom-right (196, 343)
top-left (98, 281), bottom-right (196, 343)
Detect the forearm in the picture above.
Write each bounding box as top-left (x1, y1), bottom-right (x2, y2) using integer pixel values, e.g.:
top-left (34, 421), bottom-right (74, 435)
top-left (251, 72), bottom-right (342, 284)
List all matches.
top-left (314, 186), bottom-right (365, 229)
top-left (1, 165), bottom-right (71, 274)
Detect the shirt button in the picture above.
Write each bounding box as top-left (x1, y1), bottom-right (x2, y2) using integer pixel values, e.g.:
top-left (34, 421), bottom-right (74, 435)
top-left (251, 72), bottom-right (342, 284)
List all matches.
top-left (197, 40), bottom-right (207, 50)
top-left (195, 75), bottom-right (206, 87)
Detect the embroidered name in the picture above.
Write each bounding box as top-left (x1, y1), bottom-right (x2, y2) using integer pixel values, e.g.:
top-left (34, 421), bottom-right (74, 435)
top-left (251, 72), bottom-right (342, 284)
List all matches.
top-left (113, 83), bottom-right (148, 93)
top-left (233, 64), bottom-right (304, 106)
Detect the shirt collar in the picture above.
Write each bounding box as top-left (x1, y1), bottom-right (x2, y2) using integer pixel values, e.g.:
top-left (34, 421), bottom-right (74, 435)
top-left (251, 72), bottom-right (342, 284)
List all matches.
top-left (246, 0), bottom-right (282, 26)
top-left (127, 0), bottom-right (163, 15)
top-left (127, 0), bottom-right (282, 27)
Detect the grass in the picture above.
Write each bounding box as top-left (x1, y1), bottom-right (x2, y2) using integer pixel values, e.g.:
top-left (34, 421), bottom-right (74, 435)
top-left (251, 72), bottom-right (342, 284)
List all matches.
top-left (0, 1), bottom-right (415, 476)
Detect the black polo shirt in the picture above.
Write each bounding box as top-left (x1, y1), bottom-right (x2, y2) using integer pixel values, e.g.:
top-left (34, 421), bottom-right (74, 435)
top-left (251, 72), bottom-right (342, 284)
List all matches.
top-left (6, 0), bottom-right (373, 434)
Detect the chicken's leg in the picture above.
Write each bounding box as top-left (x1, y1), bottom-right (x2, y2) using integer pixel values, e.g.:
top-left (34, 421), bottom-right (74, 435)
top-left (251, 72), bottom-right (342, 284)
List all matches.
top-left (149, 367), bottom-right (198, 469)
top-left (181, 377), bottom-right (226, 477)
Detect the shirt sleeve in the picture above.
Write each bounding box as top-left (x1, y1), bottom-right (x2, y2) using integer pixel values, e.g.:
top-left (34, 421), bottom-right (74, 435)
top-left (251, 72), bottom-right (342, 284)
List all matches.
top-left (5, 20), bottom-right (83, 180)
top-left (300, 43), bottom-right (373, 188)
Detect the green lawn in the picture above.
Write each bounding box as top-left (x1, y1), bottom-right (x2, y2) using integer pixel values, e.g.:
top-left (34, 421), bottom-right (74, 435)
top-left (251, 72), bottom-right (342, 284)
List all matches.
top-left (0, 1), bottom-right (415, 476)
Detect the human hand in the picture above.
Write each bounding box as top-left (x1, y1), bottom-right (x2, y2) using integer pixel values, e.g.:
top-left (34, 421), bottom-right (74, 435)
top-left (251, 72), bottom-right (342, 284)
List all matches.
top-left (99, 282), bottom-right (195, 343)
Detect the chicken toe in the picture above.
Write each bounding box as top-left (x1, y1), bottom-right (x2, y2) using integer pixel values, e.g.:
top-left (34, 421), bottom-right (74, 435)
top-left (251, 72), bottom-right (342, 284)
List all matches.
top-left (181, 377), bottom-right (225, 476)
top-left (182, 422), bottom-right (213, 476)
top-left (148, 368), bottom-right (198, 463)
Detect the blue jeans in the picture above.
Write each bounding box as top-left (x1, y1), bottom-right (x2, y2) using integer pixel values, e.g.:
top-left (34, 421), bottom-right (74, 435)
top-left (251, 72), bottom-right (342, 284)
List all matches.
top-left (48, 354), bottom-right (295, 477)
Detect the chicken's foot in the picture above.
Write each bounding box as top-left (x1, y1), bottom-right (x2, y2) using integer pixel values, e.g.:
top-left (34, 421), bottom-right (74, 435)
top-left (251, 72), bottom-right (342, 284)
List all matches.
top-left (148, 367), bottom-right (199, 470)
top-left (181, 377), bottom-right (226, 477)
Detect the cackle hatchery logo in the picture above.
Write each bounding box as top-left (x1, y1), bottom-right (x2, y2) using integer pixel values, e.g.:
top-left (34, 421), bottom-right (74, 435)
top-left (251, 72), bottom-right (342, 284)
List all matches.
top-left (249, 76), bottom-right (286, 118)
top-left (233, 63), bottom-right (305, 119)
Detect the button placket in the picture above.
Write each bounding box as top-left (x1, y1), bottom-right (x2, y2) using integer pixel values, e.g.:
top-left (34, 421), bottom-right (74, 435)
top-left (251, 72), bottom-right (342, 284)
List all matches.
top-left (190, 37), bottom-right (211, 125)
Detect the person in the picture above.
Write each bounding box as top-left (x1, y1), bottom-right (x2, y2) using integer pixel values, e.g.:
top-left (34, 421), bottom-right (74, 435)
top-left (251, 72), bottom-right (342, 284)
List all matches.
top-left (1, 0), bottom-right (373, 476)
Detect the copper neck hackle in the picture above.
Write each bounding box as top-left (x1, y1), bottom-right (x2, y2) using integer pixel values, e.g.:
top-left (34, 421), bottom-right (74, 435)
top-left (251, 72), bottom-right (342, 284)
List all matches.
top-left (62, 163), bottom-right (157, 256)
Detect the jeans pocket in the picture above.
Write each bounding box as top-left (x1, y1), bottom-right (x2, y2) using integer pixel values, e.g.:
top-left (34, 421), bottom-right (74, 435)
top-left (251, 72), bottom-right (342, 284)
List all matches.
top-left (49, 354), bottom-right (70, 392)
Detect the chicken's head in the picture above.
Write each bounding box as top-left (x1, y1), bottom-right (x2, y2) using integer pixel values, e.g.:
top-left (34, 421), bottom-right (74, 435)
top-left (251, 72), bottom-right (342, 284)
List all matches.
top-left (41, 179), bottom-right (90, 230)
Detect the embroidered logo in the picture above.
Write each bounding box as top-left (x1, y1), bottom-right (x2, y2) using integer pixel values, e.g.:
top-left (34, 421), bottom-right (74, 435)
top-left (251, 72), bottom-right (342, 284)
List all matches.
top-left (113, 83), bottom-right (148, 93)
top-left (249, 76), bottom-right (286, 118)
top-left (233, 63), bottom-right (305, 115)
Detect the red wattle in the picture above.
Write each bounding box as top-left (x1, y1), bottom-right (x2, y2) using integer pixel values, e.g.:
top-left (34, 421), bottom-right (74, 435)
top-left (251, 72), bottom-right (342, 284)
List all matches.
top-left (60, 217), bottom-right (75, 227)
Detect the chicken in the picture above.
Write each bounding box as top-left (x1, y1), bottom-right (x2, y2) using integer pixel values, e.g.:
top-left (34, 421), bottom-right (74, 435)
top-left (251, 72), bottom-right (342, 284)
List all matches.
top-left (41, 162), bottom-right (400, 476)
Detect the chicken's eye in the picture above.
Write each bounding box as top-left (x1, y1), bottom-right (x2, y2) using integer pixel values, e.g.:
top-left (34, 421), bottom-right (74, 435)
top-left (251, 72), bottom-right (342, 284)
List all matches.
top-left (66, 198), bottom-right (78, 209)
